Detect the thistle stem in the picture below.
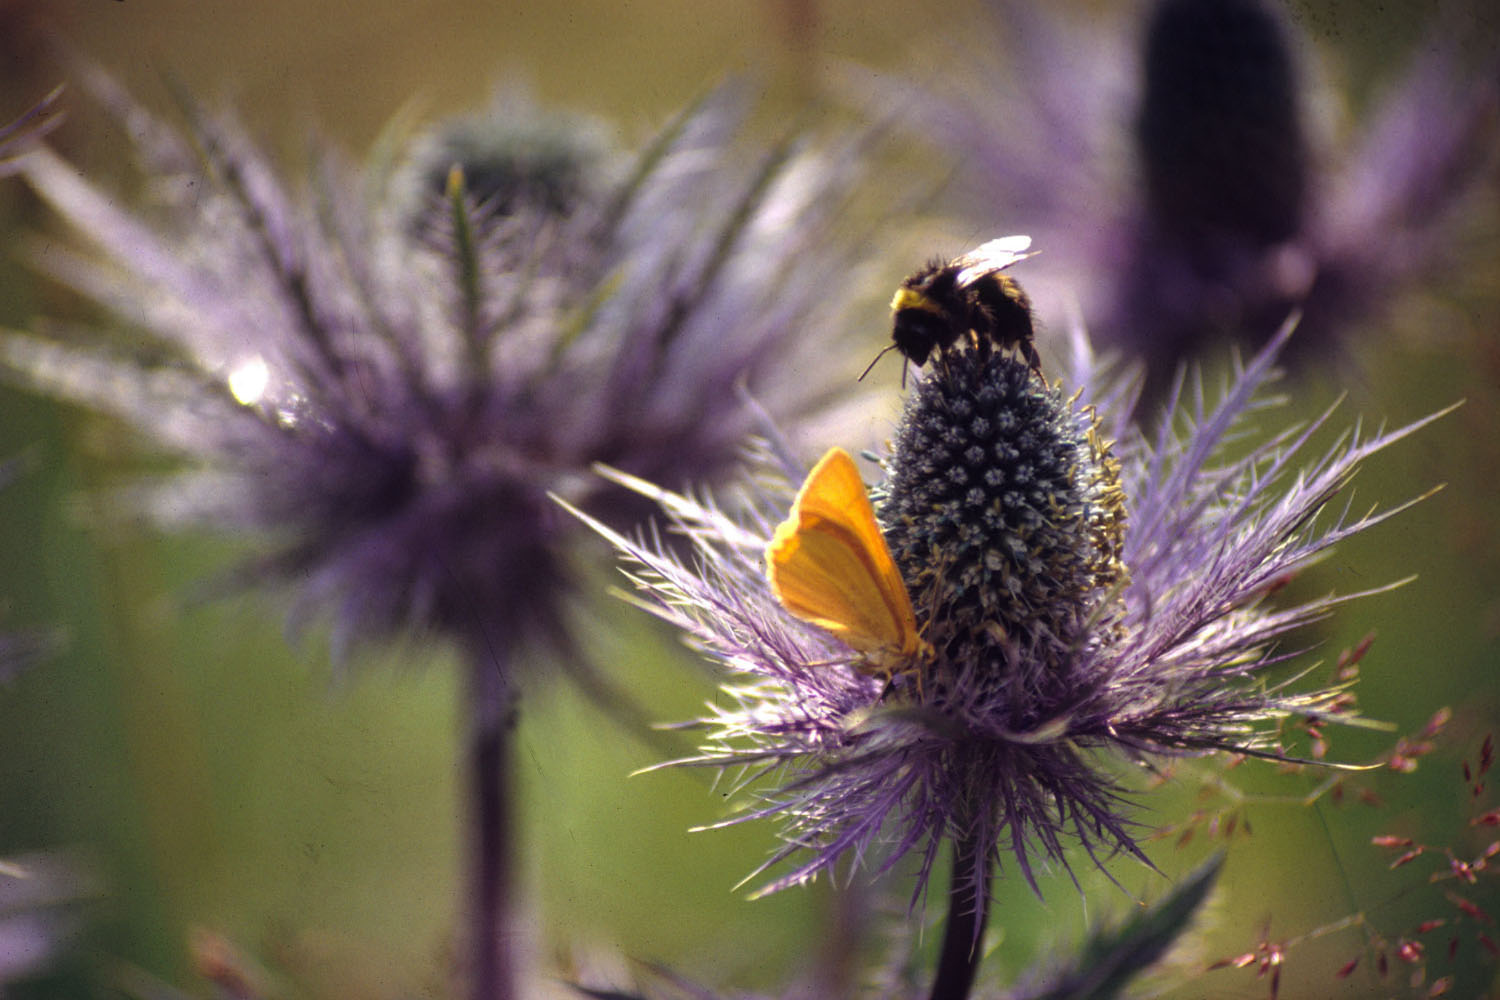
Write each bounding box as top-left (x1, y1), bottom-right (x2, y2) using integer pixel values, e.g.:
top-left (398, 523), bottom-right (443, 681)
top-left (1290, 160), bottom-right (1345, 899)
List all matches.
top-left (928, 834), bottom-right (991, 1000)
top-left (468, 649), bottom-right (517, 1000)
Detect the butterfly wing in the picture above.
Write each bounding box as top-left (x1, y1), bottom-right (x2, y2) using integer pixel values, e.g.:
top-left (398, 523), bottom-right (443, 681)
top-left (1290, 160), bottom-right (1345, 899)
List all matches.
top-left (767, 448), bottom-right (922, 661)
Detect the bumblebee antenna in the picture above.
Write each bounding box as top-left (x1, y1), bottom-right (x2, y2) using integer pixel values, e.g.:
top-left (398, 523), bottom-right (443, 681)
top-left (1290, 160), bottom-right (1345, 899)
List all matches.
top-left (858, 343), bottom-right (900, 383)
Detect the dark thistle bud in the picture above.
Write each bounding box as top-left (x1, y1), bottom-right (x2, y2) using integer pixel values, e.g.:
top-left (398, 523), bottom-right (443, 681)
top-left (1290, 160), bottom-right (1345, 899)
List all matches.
top-left (408, 89), bottom-right (612, 221)
top-left (1137, 0), bottom-right (1306, 248)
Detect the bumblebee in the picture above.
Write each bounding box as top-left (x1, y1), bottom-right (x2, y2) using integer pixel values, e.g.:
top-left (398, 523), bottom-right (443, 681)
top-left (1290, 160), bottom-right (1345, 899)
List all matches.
top-left (862, 235), bottom-right (1041, 382)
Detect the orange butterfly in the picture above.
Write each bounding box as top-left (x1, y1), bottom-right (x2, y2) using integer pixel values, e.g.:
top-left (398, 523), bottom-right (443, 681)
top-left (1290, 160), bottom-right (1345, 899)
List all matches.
top-left (766, 447), bottom-right (931, 674)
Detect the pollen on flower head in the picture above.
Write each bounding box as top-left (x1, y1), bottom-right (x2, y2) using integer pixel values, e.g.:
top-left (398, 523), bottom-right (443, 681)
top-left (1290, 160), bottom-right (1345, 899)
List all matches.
top-left (879, 348), bottom-right (1127, 703)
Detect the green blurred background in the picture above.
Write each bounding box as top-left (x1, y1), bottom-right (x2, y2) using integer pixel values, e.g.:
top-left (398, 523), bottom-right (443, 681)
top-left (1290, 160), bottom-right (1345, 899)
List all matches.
top-left (1, 1), bottom-right (1497, 997)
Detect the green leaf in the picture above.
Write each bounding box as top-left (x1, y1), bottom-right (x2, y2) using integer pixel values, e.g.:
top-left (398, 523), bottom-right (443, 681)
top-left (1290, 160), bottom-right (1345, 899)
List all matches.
top-left (1019, 853), bottom-right (1224, 1000)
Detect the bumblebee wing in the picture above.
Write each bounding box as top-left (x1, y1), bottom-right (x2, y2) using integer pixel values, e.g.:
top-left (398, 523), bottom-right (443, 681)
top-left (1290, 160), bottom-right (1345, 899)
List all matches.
top-left (766, 448), bottom-right (921, 658)
top-left (953, 234), bottom-right (1035, 286)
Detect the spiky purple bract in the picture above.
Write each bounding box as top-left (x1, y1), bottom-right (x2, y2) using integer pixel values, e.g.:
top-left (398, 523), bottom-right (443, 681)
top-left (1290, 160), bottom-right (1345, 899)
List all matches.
top-left (581, 318), bottom-right (1448, 912)
top-left (0, 88), bottom-right (61, 176)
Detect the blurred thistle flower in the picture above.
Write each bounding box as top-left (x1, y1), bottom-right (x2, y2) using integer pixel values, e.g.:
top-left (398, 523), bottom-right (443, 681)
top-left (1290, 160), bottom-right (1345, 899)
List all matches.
top-left (576, 307), bottom-right (1449, 996)
top-left (1, 71), bottom-right (870, 670)
top-left (0, 71), bottom-right (874, 1000)
top-left (846, 0), bottom-right (1500, 405)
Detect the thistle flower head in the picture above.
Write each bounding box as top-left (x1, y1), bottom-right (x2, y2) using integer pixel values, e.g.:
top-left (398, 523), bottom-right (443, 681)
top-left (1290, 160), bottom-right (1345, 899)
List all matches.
top-left (582, 298), bottom-right (1447, 906)
top-left (880, 346), bottom-right (1129, 699)
top-left (0, 77), bottom-right (870, 671)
